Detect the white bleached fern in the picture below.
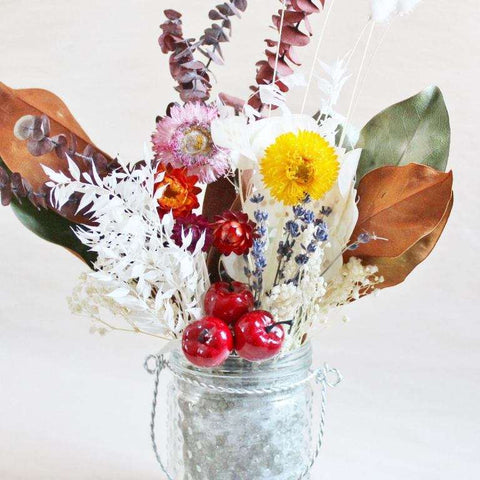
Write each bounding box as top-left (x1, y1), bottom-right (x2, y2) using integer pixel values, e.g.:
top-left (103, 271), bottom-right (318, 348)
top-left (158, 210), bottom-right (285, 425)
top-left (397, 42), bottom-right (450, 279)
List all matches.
top-left (316, 56), bottom-right (351, 115)
top-left (44, 157), bottom-right (209, 338)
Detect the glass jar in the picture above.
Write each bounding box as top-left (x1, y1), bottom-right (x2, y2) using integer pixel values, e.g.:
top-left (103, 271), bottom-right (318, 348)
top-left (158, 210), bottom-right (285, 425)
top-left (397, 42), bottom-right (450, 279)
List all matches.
top-left (166, 343), bottom-right (314, 480)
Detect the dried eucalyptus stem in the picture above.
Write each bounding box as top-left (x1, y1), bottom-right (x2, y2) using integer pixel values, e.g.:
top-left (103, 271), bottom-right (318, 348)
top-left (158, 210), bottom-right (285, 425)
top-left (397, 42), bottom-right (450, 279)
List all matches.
top-left (158, 1), bottom-right (248, 103)
top-left (248, 0), bottom-right (325, 112)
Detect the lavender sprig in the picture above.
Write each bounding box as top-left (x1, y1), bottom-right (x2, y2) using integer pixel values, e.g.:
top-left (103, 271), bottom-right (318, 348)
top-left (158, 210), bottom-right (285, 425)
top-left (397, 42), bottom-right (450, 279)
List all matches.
top-left (273, 201), bottom-right (316, 286)
top-left (246, 195), bottom-right (269, 306)
top-left (287, 217), bottom-right (329, 286)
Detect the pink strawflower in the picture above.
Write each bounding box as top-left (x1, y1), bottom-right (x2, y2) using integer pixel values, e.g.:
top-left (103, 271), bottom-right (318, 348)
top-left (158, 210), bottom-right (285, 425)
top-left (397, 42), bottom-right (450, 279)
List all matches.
top-left (152, 103), bottom-right (230, 184)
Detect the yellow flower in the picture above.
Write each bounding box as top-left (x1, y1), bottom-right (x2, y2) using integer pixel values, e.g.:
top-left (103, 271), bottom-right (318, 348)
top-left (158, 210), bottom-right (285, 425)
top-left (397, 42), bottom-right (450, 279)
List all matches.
top-left (260, 130), bottom-right (339, 205)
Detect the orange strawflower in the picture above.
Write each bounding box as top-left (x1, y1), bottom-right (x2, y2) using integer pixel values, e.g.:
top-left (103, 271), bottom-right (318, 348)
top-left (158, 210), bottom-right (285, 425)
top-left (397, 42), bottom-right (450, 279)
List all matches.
top-left (155, 165), bottom-right (201, 218)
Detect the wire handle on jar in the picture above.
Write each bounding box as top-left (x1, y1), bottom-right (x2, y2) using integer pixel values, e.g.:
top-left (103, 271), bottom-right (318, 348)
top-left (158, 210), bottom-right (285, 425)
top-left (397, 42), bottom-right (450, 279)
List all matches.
top-left (144, 353), bottom-right (174, 480)
top-left (297, 364), bottom-right (343, 479)
top-left (144, 352), bottom-right (342, 480)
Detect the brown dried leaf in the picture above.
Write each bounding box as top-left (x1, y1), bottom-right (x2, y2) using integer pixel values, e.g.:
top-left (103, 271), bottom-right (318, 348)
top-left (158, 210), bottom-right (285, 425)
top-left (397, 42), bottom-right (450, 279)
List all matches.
top-left (0, 82), bottom-right (111, 191)
top-left (365, 195), bottom-right (453, 289)
top-left (202, 176), bottom-right (237, 221)
top-left (345, 164), bottom-right (453, 259)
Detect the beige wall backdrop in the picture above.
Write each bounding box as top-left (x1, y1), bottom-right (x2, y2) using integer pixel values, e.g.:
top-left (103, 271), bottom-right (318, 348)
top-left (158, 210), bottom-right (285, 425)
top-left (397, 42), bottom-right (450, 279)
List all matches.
top-left (1, 1), bottom-right (479, 478)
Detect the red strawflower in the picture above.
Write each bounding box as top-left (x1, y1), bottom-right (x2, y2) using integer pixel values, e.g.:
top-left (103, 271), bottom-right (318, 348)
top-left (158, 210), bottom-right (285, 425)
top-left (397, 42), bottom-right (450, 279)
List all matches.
top-left (172, 214), bottom-right (213, 253)
top-left (212, 210), bottom-right (257, 256)
top-left (155, 165), bottom-right (201, 218)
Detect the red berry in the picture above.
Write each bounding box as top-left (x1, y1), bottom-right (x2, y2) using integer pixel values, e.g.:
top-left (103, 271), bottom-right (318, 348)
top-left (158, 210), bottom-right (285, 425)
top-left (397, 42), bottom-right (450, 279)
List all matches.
top-left (182, 317), bottom-right (233, 368)
top-left (204, 281), bottom-right (254, 325)
top-left (234, 310), bottom-right (285, 362)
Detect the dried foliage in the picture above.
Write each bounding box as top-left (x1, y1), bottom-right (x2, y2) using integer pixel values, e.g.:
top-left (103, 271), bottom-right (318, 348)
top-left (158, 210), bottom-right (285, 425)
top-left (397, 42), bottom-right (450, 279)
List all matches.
top-left (345, 164), bottom-right (453, 258)
top-left (0, 83), bottom-right (111, 188)
top-left (0, 83), bottom-right (118, 222)
top-left (364, 195), bottom-right (453, 289)
top-left (248, 0), bottom-right (325, 111)
top-left (46, 158), bottom-right (210, 337)
top-left (0, 157), bottom-right (96, 267)
top-left (159, 1), bottom-right (248, 103)
top-left (12, 113), bottom-right (120, 222)
top-left (0, 155), bottom-right (53, 210)
top-left (0, 165), bottom-right (32, 207)
top-left (344, 163), bottom-right (454, 289)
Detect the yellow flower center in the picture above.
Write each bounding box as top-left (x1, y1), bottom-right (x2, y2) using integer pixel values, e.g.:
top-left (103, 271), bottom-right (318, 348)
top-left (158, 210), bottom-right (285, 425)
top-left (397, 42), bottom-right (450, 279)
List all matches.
top-left (260, 130), bottom-right (339, 205)
top-left (286, 157), bottom-right (314, 185)
top-left (181, 127), bottom-right (212, 156)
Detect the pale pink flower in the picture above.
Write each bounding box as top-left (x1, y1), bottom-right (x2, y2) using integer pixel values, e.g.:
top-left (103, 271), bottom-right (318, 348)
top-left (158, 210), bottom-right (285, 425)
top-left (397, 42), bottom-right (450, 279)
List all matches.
top-left (152, 103), bottom-right (230, 184)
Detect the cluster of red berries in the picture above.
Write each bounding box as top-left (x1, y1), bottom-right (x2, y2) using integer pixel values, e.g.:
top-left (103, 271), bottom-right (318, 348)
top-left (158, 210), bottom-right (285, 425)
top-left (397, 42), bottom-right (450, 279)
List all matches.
top-left (182, 282), bottom-right (287, 368)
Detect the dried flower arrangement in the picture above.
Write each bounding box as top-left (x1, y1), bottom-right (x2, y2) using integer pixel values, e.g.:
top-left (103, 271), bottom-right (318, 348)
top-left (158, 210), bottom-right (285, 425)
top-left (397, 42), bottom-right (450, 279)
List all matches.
top-left (0, 0), bottom-right (452, 366)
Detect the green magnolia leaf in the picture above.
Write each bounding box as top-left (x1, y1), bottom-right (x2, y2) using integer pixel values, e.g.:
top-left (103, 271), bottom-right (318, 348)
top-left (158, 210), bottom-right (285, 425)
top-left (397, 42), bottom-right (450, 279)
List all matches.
top-left (10, 197), bottom-right (96, 267)
top-left (1, 158), bottom-right (96, 268)
top-left (355, 86), bottom-right (450, 184)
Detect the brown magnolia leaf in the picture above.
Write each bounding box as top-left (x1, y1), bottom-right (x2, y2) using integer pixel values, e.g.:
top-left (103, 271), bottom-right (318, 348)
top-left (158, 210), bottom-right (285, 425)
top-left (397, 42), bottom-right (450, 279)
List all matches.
top-left (202, 176), bottom-right (237, 221)
top-left (0, 82), bottom-right (111, 191)
top-left (365, 194), bottom-right (453, 289)
top-left (345, 164), bottom-right (453, 258)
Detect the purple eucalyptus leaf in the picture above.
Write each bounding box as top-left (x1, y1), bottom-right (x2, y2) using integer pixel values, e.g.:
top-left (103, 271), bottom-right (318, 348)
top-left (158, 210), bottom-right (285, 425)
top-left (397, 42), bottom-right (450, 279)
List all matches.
top-left (164, 9), bottom-right (181, 20)
top-left (0, 182), bottom-right (12, 206)
top-left (10, 172), bottom-right (27, 198)
top-left (30, 116), bottom-right (46, 141)
top-left (40, 115), bottom-right (51, 137)
top-left (181, 59), bottom-right (206, 70)
top-left (52, 133), bottom-right (69, 160)
top-left (92, 152), bottom-right (108, 176)
top-left (13, 115), bottom-right (36, 140)
top-left (0, 166), bottom-right (9, 187)
top-left (205, 48), bottom-right (225, 66)
top-left (209, 10), bottom-right (225, 21)
top-left (234, 0), bottom-right (248, 12)
top-left (27, 137), bottom-right (54, 156)
top-left (217, 3), bottom-right (234, 16)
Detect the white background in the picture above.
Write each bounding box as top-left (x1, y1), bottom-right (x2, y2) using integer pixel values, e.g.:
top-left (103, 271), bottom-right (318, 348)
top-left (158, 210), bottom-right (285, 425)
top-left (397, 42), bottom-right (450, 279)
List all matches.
top-left (0, 0), bottom-right (479, 478)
